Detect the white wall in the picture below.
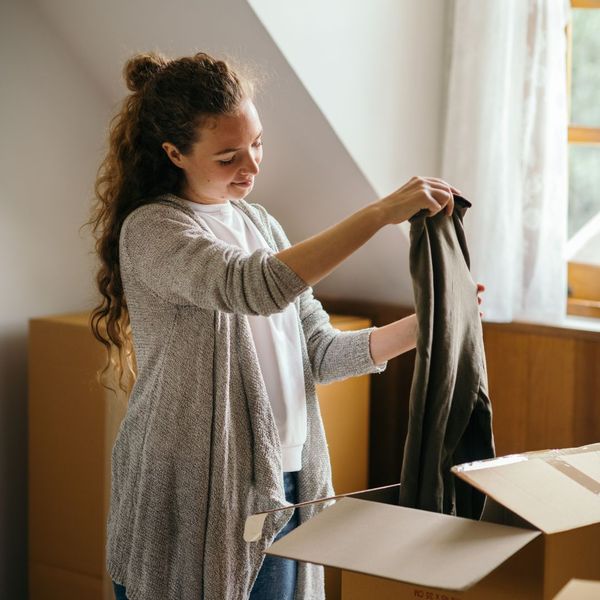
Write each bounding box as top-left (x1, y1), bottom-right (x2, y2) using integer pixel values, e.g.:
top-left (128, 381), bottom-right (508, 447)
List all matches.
top-left (573, 234), bottom-right (600, 264)
top-left (0, 1), bottom-right (110, 596)
top-left (247, 0), bottom-right (448, 198)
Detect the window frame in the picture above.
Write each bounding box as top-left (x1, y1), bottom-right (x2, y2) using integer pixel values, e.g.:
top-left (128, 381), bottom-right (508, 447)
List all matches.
top-left (566, 0), bottom-right (600, 318)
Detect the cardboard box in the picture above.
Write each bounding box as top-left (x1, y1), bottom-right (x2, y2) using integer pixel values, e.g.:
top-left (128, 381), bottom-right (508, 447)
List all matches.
top-left (266, 444), bottom-right (600, 599)
top-left (554, 579), bottom-right (600, 599)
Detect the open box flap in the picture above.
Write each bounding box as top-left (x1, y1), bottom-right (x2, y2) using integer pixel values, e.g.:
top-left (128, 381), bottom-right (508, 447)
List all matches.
top-left (452, 443), bottom-right (600, 534)
top-left (266, 497), bottom-right (540, 591)
top-left (554, 578), bottom-right (600, 600)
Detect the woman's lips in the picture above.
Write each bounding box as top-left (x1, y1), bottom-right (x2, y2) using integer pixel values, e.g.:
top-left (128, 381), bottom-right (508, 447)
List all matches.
top-left (233, 179), bottom-right (253, 187)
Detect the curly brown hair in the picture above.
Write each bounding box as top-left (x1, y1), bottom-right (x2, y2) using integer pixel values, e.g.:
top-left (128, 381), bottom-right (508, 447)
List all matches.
top-left (86, 50), bottom-right (259, 394)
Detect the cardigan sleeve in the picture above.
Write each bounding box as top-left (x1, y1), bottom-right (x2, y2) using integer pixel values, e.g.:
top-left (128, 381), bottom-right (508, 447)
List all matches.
top-left (297, 292), bottom-right (388, 384)
top-left (119, 203), bottom-right (309, 314)
top-left (263, 208), bottom-right (388, 385)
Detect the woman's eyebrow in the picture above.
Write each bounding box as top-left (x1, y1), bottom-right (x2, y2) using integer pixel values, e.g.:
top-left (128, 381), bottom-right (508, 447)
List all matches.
top-left (214, 130), bottom-right (263, 156)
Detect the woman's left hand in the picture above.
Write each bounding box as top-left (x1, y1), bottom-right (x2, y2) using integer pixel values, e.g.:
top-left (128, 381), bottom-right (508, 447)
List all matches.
top-left (477, 283), bottom-right (485, 318)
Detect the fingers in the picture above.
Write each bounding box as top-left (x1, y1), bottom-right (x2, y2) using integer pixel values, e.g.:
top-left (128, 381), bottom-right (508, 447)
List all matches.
top-left (428, 187), bottom-right (454, 216)
top-left (444, 193), bottom-right (455, 216)
top-left (425, 198), bottom-right (443, 217)
top-left (422, 179), bottom-right (456, 216)
top-left (476, 283), bottom-right (485, 310)
top-left (477, 283), bottom-right (485, 304)
top-left (408, 176), bottom-right (462, 198)
top-left (425, 177), bottom-right (463, 197)
top-left (404, 176), bottom-right (462, 219)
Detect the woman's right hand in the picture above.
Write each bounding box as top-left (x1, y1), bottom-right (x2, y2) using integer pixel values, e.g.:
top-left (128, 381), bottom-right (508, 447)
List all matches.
top-left (274, 176), bottom-right (462, 287)
top-left (376, 176), bottom-right (462, 225)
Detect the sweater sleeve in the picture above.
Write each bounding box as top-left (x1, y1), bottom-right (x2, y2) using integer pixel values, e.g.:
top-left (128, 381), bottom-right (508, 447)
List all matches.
top-left (263, 208), bottom-right (388, 384)
top-left (119, 203), bottom-right (309, 315)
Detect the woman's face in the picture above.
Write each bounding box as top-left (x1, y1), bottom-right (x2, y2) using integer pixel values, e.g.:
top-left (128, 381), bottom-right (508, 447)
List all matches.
top-left (162, 97), bottom-right (263, 204)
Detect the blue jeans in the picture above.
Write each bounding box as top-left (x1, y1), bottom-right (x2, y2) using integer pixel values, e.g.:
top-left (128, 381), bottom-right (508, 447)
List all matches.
top-left (249, 470), bottom-right (299, 600)
top-left (112, 580), bottom-right (127, 600)
top-left (112, 471), bottom-right (300, 600)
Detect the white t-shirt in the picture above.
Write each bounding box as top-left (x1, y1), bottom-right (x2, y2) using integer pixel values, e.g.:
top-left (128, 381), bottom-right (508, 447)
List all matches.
top-left (182, 198), bottom-right (307, 472)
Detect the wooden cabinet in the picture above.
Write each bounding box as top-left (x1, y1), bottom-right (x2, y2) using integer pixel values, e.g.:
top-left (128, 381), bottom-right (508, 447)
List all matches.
top-left (483, 320), bottom-right (600, 457)
top-left (316, 315), bottom-right (372, 496)
top-left (28, 312), bottom-right (371, 600)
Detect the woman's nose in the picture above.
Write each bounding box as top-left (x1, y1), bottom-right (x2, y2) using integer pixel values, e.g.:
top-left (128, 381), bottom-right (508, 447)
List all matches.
top-left (241, 154), bottom-right (260, 176)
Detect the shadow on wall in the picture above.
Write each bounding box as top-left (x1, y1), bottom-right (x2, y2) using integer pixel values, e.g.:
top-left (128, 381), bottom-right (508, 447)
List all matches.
top-left (0, 334), bottom-right (29, 597)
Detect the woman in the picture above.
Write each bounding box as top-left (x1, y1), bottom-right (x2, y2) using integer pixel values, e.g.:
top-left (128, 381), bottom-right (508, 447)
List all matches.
top-left (89, 50), bottom-right (483, 600)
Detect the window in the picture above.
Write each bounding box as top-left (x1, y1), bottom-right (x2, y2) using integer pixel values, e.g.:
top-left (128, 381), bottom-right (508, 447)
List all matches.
top-left (566, 0), bottom-right (600, 318)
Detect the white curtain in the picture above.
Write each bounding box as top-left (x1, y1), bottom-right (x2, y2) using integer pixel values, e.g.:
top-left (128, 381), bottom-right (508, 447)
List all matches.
top-left (442, 0), bottom-right (570, 322)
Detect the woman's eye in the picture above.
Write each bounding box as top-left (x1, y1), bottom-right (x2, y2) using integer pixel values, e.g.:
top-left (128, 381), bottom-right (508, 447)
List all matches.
top-left (218, 141), bottom-right (262, 166)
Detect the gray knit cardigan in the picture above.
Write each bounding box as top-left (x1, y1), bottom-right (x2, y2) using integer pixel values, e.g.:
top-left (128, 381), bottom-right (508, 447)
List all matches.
top-left (106, 193), bottom-right (387, 600)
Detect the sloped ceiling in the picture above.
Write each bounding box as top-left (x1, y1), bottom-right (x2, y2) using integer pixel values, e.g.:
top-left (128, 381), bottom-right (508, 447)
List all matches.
top-left (31, 0), bottom-right (448, 305)
top-left (248, 0), bottom-right (449, 199)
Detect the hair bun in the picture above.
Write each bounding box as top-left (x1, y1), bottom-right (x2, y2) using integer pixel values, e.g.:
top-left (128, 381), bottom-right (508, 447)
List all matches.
top-left (124, 52), bottom-right (169, 92)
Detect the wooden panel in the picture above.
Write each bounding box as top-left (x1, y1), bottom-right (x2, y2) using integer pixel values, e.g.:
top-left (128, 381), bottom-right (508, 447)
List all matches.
top-left (483, 320), bottom-right (600, 342)
top-left (567, 298), bottom-right (600, 319)
top-left (568, 262), bottom-right (600, 301)
top-left (571, 0), bottom-right (600, 10)
top-left (30, 562), bottom-right (103, 600)
top-left (483, 327), bottom-right (529, 455)
top-left (568, 126), bottom-right (600, 144)
top-left (461, 327), bottom-right (578, 456)
top-left (484, 324), bottom-right (599, 456)
top-left (574, 339), bottom-right (600, 445)
top-left (525, 335), bottom-right (575, 451)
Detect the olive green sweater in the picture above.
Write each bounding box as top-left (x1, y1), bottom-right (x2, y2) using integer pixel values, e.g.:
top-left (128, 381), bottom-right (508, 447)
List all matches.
top-left (106, 193), bottom-right (387, 599)
top-left (399, 196), bottom-right (494, 518)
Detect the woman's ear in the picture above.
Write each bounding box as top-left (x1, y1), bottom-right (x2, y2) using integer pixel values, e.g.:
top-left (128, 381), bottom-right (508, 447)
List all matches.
top-left (162, 142), bottom-right (185, 168)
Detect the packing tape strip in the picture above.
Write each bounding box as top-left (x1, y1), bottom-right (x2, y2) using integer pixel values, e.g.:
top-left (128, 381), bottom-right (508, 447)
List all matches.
top-left (547, 457), bottom-right (600, 495)
top-left (244, 481), bottom-right (402, 542)
top-left (553, 443), bottom-right (600, 458)
top-left (453, 443), bottom-right (600, 474)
